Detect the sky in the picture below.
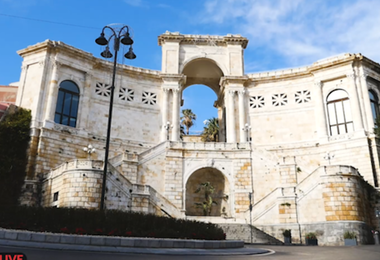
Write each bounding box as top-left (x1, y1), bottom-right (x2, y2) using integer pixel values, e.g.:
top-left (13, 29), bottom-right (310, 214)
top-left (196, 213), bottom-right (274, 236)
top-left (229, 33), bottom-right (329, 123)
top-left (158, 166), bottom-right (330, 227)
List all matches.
top-left (1, 0), bottom-right (380, 132)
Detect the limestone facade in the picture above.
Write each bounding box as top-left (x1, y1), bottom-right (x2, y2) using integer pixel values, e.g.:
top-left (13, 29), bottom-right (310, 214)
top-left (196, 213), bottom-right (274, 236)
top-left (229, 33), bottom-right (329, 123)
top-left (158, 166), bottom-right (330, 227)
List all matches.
top-left (13, 32), bottom-right (380, 245)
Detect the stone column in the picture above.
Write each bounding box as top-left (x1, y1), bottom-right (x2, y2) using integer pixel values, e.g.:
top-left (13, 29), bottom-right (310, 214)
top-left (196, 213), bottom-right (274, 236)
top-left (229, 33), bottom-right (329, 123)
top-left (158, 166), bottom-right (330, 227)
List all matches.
top-left (314, 81), bottom-right (329, 138)
top-left (171, 88), bottom-right (180, 141)
top-left (227, 90), bottom-right (236, 143)
top-left (217, 106), bottom-right (225, 142)
top-left (238, 89), bottom-right (246, 142)
top-left (347, 74), bottom-right (364, 131)
top-left (161, 88), bottom-right (170, 142)
top-left (44, 60), bottom-right (60, 123)
top-left (161, 74), bottom-right (186, 142)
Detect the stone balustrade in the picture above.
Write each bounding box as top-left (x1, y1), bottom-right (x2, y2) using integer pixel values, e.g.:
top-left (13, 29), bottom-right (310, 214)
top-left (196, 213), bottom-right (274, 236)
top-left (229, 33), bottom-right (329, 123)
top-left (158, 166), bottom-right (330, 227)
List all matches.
top-left (168, 142), bottom-right (250, 151)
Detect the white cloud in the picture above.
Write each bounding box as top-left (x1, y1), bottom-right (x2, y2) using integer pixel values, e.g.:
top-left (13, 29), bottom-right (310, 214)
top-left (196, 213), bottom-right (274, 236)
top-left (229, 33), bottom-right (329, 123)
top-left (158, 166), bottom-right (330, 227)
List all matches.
top-left (198, 0), bottom-right (380, 66)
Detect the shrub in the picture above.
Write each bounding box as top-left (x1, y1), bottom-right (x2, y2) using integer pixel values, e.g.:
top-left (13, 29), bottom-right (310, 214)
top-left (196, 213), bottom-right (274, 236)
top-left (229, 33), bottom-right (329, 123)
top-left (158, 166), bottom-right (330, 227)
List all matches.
top-left (282, 229), bottom-right (291, 238)
top-left (0, 206), bottom-right (225, 240)
top-left (343, 231), bottom-right (356, 239)
top-left (305, 232), bottom-right (317, 239)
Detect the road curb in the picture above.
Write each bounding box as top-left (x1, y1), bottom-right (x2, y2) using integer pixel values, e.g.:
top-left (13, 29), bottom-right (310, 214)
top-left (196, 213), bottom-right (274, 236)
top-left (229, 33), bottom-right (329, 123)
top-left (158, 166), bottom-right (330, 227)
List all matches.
top-left (0, 239), bottom-right (273, 255)
top-left (0, 228), bottom-right (244, 250)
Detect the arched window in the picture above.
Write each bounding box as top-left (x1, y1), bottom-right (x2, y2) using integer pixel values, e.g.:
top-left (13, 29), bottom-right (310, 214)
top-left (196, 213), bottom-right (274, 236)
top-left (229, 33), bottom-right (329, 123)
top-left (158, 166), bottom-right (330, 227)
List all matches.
top-left (327, 89), bottom-right (353, 135)
top-left (369, 90), bottom-right (379, 122)
top-left (54, 81), bottom-right (79, 127)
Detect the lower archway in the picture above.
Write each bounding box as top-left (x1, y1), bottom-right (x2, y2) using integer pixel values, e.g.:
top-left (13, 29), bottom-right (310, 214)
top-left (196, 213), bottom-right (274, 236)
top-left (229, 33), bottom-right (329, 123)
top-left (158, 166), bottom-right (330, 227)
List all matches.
top-left (185, 167), bottom-right (230, 216)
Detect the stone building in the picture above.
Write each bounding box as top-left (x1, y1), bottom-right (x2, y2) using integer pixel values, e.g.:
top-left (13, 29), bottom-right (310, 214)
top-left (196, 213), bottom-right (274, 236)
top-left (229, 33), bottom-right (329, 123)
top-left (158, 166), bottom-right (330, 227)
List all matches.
top-left (13, 32), bottom-right (380, 245)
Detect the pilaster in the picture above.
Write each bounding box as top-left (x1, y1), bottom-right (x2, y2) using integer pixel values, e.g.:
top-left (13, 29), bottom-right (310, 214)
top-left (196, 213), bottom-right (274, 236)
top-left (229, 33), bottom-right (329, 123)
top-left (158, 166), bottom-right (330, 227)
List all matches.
top-left (79, 71), bottom-right (92, 130)
top-left (314, 81), bottom-right (329, 138)
top-left (346, 73), bottom-right (364, 131)
top-left (238, 89), bottom-right (246, 142)
top-left (44, 60), bottom-right (60, 126)
top-left (160, 87), bottom-right (170, 141)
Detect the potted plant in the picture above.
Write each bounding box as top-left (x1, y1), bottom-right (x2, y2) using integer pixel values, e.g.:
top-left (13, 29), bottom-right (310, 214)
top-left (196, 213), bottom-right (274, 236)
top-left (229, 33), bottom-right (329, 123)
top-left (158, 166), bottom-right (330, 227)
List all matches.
top-left (344, 231), bottom-right (357, 246)
top-left (305, 232), bottom-right (318, 246)
top-left (283, 229), bottom-right (292, 244)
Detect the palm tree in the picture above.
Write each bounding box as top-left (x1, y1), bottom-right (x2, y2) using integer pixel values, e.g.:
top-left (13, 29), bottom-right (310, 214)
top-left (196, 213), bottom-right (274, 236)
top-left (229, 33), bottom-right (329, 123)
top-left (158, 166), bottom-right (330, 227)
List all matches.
top-left (194, 181), bottom-right (217, 216)
top-left (181, 109), bottom-right (196, 135)
top-left (201, 117), bottom-right (219, 142)
top-left (374, 116), bottom-right (380, 138)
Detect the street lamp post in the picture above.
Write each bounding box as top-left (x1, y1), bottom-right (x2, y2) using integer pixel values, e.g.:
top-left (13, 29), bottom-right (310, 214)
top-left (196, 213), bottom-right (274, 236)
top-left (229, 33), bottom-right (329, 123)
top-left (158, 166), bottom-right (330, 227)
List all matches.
top-left (248, 192), bottom-right (253, 244)
top-left (95, 24), bottom-right (136, 210)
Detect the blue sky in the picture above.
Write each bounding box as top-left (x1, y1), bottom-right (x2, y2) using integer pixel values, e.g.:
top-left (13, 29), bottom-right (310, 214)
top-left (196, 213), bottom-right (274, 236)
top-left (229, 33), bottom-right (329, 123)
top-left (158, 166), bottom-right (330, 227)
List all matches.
top-left (1, 0), bottom-right (379, 132)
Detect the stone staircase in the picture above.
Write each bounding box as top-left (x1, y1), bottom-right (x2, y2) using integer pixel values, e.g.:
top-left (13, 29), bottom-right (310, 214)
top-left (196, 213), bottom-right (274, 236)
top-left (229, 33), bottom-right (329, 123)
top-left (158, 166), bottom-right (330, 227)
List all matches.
top-left (106, 160), bottom-right (183, 218)
top-left (218, 224), bottom-right (283, 244)
top-left (137, 141), bottom-right (167, 165)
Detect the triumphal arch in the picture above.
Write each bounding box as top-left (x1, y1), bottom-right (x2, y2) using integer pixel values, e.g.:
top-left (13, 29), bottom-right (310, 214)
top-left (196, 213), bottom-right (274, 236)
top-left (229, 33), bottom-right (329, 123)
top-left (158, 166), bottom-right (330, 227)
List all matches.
top-left (14, 31), bottom-right (380, 245)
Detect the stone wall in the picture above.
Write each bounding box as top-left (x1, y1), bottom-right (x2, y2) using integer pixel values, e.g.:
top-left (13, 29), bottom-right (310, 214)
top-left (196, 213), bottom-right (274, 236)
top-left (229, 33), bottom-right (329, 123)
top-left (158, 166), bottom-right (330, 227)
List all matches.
top-left (40, 159), bottom-right (183, 218)
top-left (256, 221), bottom-right (373, 246)
top-left (250, 165), bottom-right (379, 245)
top-left (41, 160), bottom-right (104, 208)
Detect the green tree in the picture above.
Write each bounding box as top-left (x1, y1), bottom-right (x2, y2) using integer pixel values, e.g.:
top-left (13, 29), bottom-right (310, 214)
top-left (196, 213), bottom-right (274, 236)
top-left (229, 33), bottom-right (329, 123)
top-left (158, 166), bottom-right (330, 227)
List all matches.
top-left (0, 106), bottom-right (31, 206)
top-left (180, 125), bottom-right (185, 140)
top-left (201, 117), bottom-right (219, 142)
top-left (194, 182), bottom-right (217, 216)
top-left (181, 109), bottom-right (196, 135)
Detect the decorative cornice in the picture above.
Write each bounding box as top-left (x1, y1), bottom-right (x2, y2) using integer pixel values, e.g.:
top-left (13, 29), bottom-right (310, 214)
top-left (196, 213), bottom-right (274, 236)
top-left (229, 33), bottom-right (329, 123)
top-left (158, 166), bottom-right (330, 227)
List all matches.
top-left (158, 32), bottom-right (248, 49)
top-left (17, 40), bottom-right (162, 80)
top-left (246, 53), bottom-right (375, 83)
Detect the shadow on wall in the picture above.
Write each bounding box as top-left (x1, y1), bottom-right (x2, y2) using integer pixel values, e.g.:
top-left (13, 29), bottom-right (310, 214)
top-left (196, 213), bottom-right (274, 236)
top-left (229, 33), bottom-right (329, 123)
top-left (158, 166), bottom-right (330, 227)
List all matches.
top-left (185, 167), bottom-right (229, 216)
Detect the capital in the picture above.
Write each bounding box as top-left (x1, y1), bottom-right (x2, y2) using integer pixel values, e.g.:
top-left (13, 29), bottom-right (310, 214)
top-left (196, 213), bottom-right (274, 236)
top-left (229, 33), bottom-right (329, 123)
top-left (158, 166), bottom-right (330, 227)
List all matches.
top-left (172, 88), bottom-right (180, 94)
top-left (314, 81), bottom-right (322, 87)
top-left (238, 89), bottom-right (246, 96)
top-left (52, 59), bottom-right (62, 70)
top-left (228, 89), bottom-right (236, 95)
top-left (162, 87), bottom-right (171, 93)
top-left (161, 74), bottom-right (187, 86)
top-left (361, 73), bottom-right (369, 80)
top-left (85, 71), bottom-right (93, 79)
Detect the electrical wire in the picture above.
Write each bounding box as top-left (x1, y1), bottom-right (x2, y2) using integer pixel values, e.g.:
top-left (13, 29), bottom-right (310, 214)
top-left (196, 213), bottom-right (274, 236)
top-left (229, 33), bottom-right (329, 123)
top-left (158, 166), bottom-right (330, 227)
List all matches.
top-left (0, 13), bottom-right (99, 30)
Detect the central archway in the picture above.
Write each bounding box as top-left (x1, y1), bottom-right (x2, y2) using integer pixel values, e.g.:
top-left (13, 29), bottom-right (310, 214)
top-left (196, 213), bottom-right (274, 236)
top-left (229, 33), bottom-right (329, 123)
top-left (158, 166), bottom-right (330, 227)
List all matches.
top-left (185, 167), bottom-right (230, 216)
top-left (181, 58), bottom-right (226, 141)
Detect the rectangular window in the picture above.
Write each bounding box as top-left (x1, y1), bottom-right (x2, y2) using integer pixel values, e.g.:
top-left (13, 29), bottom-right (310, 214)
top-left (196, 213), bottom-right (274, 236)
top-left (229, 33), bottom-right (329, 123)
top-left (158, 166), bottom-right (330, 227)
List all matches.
top-left (53, 192), bottom-right (59, 202)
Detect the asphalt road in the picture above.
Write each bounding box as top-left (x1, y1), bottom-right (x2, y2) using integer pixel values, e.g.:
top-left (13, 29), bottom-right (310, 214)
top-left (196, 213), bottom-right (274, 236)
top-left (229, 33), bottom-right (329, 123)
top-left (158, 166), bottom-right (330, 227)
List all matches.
top-left (1, 244), bottom-right (380, 260)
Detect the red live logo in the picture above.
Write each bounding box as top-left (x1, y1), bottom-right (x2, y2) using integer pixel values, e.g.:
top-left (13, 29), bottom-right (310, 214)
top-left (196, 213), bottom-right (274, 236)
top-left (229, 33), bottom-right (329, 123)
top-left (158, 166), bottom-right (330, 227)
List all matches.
top-left (0, 253), bottom-right (27, 260)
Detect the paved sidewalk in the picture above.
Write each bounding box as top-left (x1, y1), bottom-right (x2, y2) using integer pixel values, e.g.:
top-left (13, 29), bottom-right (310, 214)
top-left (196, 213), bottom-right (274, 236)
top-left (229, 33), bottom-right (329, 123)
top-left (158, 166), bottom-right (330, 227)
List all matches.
top-left (0, 239), bottom-right (273, 256)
